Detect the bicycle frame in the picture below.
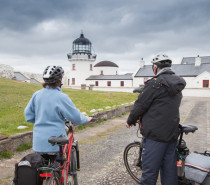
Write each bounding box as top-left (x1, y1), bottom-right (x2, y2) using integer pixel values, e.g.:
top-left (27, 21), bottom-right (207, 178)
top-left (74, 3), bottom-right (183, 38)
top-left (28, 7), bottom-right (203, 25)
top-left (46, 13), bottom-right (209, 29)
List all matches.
top-left (57, 125), bottom-right (74, 184)
top-left (61, 128), bottom-right (74, 183)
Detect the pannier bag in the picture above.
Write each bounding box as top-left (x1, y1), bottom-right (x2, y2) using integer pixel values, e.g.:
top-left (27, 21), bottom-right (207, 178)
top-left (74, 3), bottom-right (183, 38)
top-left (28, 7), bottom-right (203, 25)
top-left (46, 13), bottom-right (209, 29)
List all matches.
top-left (185, 152), bottom-right (210, 184)
top-left (13, 153), bottom-right (45, 185)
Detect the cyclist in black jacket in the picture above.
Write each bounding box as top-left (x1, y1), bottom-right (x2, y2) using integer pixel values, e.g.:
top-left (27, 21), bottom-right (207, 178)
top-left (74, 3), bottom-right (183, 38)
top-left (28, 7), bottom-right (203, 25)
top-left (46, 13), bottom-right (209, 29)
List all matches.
top-left (127, 54), bottom-right (186, 185)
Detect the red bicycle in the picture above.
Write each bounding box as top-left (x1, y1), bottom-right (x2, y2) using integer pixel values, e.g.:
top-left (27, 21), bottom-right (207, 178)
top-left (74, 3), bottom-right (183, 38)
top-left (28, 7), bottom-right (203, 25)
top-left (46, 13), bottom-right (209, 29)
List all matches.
top-left (39, 120), bottom-right (80, 185)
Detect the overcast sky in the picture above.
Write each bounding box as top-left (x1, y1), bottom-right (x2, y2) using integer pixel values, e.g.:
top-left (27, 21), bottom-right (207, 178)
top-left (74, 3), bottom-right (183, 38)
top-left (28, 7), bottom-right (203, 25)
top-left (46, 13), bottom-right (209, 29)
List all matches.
top-left (0, 0), bottom-right (210, 74)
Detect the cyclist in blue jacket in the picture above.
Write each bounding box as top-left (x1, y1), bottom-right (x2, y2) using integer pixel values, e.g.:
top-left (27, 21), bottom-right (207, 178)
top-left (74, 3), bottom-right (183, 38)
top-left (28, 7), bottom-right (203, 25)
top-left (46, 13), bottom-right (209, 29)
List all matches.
top-left (25, 66), bottom-right (91, 162)
top-left (127, 54), bottom-right (186, 185)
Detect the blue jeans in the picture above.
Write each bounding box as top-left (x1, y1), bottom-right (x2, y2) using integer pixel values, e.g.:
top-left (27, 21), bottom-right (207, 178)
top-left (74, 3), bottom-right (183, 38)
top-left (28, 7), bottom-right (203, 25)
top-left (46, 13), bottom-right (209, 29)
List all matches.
top-left (140, 138), bottom-right (178, 185)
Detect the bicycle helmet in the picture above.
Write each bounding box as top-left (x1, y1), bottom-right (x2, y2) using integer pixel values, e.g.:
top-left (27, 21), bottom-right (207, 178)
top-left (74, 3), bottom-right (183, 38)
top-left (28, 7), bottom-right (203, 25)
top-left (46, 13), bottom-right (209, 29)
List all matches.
top-left (151, 54), bottom-right (172, 69)
top-left (43, 66), bottom-right (64, 84)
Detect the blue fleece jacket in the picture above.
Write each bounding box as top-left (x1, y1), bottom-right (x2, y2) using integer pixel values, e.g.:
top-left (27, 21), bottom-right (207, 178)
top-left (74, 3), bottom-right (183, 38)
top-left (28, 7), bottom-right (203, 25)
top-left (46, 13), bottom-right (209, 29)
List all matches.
top-left (24, 86), bottom-right (88, 152)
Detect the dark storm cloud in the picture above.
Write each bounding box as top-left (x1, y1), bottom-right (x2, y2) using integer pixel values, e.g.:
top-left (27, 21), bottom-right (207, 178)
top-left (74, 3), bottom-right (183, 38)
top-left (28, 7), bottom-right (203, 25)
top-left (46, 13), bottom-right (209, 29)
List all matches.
top-left (0, 0), bottom-right (210, 73)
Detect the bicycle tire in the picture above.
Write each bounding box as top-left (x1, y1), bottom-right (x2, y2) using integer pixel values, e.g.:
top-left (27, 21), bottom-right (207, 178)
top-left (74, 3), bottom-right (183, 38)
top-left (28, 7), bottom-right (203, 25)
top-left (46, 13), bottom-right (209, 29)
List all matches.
top-left (64, 147), bottom-right (78, 185)
top-left (44, 172), bottom-right (60, 185)
top-left (123, 142), bottom-right (142, 183)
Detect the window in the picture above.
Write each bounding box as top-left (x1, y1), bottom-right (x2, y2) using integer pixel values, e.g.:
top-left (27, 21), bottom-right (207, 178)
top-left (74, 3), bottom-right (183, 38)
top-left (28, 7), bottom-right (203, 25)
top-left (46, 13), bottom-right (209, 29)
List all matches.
top-left (72, 78), bottom-right (75, 85)
top-left (107, 81), bottom-right (111, 86)
top-left (100, 70), bottom-right (104, 75)
top-left (90, 64), bottom-right (93, 71)
top-left (68, 79), bottom-right (70, 86)
top-left (203, 80), bottom-right (209, 88)
top-left (121, 81), bottom-right (124, 87)
top-left (95, 81), bottom-right (98, 86)
top-left (72, 64), bottom-right (75, 70)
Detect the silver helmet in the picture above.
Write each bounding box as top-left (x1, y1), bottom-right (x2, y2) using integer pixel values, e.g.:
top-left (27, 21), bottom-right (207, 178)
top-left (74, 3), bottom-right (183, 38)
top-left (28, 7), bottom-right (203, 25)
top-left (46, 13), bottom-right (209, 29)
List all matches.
top-left (43, 66), bottom-right (64, 84)
top-left (151, 54), bottom-right (172, 68)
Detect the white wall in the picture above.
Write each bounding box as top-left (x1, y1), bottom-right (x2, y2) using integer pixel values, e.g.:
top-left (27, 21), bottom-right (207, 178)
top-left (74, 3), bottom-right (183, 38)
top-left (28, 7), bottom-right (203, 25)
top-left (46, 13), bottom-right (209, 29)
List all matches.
top-left (183, 71), bottom-right (210, 89)
top-left (182, 89), bottom-right (210, 97)
top-left (86, 80), bottom-right (133, 87)
top-left (133, 77), bottom-right (151, 87)
top-left (67, 55), bottom-right (96, 86)
top-left (94, 66), bottom-right (118, 75)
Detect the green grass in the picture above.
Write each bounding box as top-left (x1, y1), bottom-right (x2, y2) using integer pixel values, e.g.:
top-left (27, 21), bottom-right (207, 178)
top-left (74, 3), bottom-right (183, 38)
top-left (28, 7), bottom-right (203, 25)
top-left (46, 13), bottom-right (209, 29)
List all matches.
top-left (16, 142), bottom-right (32, 152)
top-left (0, 151), bottom-right (12, 159)
top-left (0, 78), bottom-right (137, 136)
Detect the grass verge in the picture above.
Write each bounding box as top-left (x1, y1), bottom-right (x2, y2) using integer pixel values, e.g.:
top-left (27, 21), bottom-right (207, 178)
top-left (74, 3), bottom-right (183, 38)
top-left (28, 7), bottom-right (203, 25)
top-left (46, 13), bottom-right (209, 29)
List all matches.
top-left (0, 78), bottom-right (137, 136)
top-left (16, 142), bottom-right (32, 152)
top-left (0, 151), bottom-right (13, 160)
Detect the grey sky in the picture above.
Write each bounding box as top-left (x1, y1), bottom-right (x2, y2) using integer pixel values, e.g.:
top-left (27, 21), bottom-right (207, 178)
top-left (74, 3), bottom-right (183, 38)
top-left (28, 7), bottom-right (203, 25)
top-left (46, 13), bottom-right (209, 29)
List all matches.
top-left (0, 0), bottom-right (210, 74)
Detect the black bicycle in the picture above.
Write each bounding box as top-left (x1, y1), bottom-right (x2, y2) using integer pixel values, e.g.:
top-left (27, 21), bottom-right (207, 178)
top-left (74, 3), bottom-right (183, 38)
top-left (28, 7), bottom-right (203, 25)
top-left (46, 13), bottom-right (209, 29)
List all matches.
top-left (123, 122), bottom-right (210, 185)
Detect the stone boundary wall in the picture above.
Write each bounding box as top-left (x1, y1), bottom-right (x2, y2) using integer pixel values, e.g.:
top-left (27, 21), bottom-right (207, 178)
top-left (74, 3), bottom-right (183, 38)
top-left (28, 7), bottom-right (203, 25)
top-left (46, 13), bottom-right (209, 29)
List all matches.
top-left (0, 105), bottom-right (133, 154)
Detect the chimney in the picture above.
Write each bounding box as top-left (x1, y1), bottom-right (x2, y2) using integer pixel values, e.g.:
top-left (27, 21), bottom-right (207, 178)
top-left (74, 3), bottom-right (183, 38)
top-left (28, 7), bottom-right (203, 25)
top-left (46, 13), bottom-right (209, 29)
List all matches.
top-left (195, 55), bottom-right (201, 67)
top-left (140, 58), bottom-right (145, 68)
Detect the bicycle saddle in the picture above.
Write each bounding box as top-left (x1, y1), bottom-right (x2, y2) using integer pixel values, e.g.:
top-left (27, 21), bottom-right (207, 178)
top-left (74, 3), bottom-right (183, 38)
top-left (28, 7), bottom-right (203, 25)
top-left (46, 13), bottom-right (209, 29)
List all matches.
top-left (48, 136), bottom-right (69, 146)
top-left (181, 125), bottom-right (198, 134)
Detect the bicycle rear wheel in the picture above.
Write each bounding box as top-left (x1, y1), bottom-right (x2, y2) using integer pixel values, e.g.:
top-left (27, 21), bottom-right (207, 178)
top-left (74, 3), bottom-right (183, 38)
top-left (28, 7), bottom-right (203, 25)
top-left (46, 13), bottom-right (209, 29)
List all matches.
top-left (64, 147), bottom-right (78, 185)
top-left (123, 141), bottom-right (142, 183)
top-left (44, 172), bottom-right (60, 185)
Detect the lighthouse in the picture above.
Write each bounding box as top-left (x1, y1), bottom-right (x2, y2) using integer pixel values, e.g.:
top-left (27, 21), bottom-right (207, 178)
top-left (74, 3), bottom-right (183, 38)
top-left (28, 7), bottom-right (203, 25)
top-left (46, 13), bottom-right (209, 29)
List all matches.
top-left (67, 32), bottom-right (97, 87)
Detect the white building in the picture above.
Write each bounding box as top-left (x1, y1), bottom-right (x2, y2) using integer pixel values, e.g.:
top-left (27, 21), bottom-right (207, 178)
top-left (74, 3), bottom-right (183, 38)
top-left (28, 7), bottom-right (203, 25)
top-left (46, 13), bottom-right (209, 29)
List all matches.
top-left (64, 33), bottom-right (133, 88)
top-left (64, 33), bottom-right (210, 90)
top-left (133, 55), bottom-right (210, 89)
top-left (66, 33), bottom-right (97, 86)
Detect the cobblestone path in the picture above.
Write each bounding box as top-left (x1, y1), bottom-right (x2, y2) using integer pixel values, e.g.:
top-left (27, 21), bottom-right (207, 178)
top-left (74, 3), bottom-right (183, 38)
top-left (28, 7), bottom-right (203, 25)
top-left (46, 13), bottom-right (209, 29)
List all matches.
top-left (77, 97), bottom-right (210, 185)
top-left (0, 97), bottom-right (209, 185)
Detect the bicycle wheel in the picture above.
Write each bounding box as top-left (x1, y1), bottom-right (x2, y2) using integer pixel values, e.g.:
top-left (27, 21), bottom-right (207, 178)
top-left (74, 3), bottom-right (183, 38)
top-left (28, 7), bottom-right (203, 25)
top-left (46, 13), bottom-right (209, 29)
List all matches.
top-left (44, 172), bottom-right (60, 185)
top-left (64, 147), bottom-right (78, 185)
top-left (123, 141), bottom-right (142, 183)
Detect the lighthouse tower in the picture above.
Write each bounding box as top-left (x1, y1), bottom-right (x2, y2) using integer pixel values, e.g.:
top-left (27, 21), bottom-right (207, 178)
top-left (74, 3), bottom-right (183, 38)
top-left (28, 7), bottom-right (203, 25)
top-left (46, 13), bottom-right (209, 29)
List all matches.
top-left (67, 32), bottom-right (97, 86)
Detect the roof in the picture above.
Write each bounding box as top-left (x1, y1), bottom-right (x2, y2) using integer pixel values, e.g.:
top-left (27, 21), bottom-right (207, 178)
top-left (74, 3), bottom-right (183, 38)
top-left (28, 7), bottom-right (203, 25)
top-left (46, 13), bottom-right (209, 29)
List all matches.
top-left (181, 56), bottom-right (210, 64)
top-left (73, 33), bottom-right (91, 45)
top-left (30, 78), bottom-right (40, 83)
top-left (134, 63), bottom-right (210, 77)
top-left (14, 72), bottom-right (29, 81)
top-left (94, 61), bottom-right (119, 67)
top-left (86, 74), bottom-right (133, 80)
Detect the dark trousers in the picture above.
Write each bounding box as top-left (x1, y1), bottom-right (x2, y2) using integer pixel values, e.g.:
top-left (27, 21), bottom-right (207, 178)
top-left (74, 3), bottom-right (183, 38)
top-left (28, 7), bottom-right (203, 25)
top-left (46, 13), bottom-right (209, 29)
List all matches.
top-left (140, 138), bottom-right (178, 185)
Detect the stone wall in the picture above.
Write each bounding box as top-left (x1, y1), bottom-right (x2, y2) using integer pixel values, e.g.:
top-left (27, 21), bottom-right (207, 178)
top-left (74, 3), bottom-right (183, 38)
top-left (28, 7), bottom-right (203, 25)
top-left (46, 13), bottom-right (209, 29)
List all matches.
top-left (0, 105), bottom-right (133, 153)
top-left (0, 64), bottom-right (14, 79)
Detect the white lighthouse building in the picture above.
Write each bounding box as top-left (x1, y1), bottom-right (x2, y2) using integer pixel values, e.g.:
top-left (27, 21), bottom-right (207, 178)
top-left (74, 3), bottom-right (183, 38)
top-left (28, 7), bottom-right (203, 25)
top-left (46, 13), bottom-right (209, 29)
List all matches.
top-left (66, 32), bottom-right (97, 86)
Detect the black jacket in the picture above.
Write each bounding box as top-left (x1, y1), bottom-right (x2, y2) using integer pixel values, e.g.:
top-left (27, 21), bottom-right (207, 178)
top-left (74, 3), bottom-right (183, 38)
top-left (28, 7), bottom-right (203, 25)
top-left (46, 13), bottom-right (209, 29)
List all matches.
top-left (127, 70), bottom-right (186, 142)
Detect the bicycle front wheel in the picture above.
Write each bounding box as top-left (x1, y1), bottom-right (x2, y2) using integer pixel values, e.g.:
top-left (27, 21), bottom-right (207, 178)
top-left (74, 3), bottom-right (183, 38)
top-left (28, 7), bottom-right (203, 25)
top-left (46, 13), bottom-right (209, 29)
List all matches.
top-left (44, 172), bottom-right (60, 185)
top-left (123, 141), bottom-right (143, 183)
top-left (64, 147), bottom-right (78, 185)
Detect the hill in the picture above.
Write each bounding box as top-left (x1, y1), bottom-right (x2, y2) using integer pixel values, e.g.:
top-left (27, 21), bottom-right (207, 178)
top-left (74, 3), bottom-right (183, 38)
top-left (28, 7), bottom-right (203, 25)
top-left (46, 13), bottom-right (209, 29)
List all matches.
top-left (0, 78), bottom-right (137, 136)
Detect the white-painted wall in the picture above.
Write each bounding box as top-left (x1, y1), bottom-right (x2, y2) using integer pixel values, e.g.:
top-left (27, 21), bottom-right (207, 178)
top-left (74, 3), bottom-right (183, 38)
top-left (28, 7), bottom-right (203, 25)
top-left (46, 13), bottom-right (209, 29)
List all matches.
top-left (133, 77), bottom-right (152, 87)
top-left (94, 66), bottom-right (118, 75)
top-left (86, 80), bottom-right (133, 87)
top-left (67, 53), bottom-right (96, 86)
top-left (183, 71), bottom-right (210, 88)
top-left (182, 89), bottom-right (210, 97)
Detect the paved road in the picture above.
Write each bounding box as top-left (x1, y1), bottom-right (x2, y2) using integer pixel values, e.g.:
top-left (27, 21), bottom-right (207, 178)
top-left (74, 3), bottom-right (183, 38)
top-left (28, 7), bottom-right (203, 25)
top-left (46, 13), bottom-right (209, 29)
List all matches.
top-left (0, 97), bottom-right (209, 185)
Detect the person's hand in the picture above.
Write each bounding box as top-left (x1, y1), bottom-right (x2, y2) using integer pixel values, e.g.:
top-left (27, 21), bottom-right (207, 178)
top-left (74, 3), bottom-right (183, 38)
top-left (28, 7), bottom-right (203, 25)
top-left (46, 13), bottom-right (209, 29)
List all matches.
top-left (126, 123), bottom-right (132, 128)
top-left (87, 116), bottom-right (93, 122)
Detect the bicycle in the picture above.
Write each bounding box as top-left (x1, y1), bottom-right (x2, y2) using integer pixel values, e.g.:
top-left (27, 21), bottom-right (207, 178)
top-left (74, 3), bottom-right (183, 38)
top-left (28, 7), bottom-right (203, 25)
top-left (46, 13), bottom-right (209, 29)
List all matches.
top-left (123, 122), bottom-right (210, 185)
top-left (39, 120), bottom-right (80, 185)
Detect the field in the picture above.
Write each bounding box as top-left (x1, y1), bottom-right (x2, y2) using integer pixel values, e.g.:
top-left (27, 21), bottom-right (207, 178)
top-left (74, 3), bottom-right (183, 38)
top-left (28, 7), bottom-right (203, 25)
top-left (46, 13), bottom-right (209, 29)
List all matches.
top-left (0, 78), bottom-right (137, 136)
